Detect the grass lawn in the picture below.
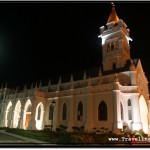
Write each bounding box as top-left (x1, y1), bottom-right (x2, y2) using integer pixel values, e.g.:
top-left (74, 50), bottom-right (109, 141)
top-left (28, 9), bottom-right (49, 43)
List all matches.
top-left (0, 127), bottom-right (127, 144)
top-left (1, 127), bottom-right (73, 143)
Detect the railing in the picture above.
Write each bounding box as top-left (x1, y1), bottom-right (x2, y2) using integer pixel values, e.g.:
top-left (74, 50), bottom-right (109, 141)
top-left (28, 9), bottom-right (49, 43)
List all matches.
top-left (93, 84), bottom-right (113, 93)
top-left (121, 86), bottom-right (138, 93)
top-left (46, 84), bottom-right (114, 98)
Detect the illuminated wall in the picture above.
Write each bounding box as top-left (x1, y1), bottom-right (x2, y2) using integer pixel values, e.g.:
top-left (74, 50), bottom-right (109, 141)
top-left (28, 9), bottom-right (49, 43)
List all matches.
top-left (0, 4), bottom-right (150, 135)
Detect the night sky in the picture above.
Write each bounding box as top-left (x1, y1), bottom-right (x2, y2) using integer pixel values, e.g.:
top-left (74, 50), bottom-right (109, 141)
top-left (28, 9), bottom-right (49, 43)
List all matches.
top-left (0, 2), bottom-right (150, 89)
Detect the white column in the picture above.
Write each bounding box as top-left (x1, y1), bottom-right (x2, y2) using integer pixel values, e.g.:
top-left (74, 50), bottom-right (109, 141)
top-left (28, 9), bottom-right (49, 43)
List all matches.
top-left (85, 93), bottom-right (93, 131)
top-left (4, 111), bottom-right (8, 127)
top-left (7, 111), bottom-right (12, 128)
top-left (131, 93), bottom-right (142, 131)
top-left (1, 103), bottom-right (6, 127)
top-left (113, 88), bottom-right (122, 134)
top-left (66, 95), bottom-right (77, 132)
top-left (22, 110), bottom-right (26, 129)
top-left (41, 110), bottom-right (45, 130)
top-left (30, 100), bottom-right (36, 130)
top-left (10, 108), bottom-right (15, 128)
top-left (53, 98), bottom-right (60, 131)
top-left (13, 110), bottom-right (16, 128)
top-left (18, 109), bottom-right (25, 129)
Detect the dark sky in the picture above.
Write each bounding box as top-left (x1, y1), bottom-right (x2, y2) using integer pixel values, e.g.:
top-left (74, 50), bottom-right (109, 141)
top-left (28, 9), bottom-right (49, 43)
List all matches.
top-left (0, 2), bottom-right (149, 89)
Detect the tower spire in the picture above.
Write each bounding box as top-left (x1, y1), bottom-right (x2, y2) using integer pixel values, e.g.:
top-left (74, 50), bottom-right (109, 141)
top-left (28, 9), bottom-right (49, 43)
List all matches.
top-left (107, 2), bottom-right (119, 24)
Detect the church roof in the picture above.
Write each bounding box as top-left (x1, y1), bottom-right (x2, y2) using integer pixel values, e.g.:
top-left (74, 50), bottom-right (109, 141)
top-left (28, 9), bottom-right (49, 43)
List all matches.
top-left (107, 3), bottom-right (119, 24)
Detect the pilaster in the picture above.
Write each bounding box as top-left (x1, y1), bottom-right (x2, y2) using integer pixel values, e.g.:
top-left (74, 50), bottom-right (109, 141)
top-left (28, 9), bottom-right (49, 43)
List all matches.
top-left (53, 98), bottom-right (60, 131)
top-left (66, 95), bottom-right (77, 132)
top-left (113, 88), bottom-right (122, 133)
top-left (18, 108), bottom-right (24, 129)
top-left (41, 110), bottom-right (45, 129)
top-left (130, 93), bottom-right (142, 131)
top-left (84, 93), bottom-right (94, 131)
top-left (112, 77), bottom-right (122, 134)
top-left (30, 98), bottom-right (36, 130)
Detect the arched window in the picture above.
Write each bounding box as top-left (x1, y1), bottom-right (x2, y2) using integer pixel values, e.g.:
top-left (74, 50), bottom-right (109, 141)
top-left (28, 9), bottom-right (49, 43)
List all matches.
top-left (128, 99), bottom-right (132, 120)
top-left (26, 105), bottom-right (32, 112)
top-left (98, 101), bottom-right (107, 121)
top-left (111, 43), bottom-right (114, 51)
top-left (113, 63), bottom-right (116, 70)
top-left (49, 104), bottom-right (53, 120)
top-left (107, 43), bottom-right (110, 52)
top-left (77, 101), bottom-right (83, 121)
top-left (37, 105), bottom-right (41, 120)
top-left (128, 99), bottom-right (131, 106)
top-left (120, 102), bottom-right (124, 120)
top-left (62, 103), bottom-right (67, 120)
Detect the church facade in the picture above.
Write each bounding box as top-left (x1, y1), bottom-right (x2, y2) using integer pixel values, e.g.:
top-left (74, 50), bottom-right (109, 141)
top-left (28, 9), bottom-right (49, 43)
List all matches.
top-left (0, 5), bottom-right (150, 135)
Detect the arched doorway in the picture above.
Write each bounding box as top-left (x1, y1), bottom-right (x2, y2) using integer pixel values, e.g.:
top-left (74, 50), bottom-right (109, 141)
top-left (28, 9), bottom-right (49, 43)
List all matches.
top-left (35, 102), bottom-right (44, 130)
top-left (23, 99), bottom-right (32, 129)
top-left (139, 95), bottom-right (149, 134)
top-left (13, 100), bottom-right (21, 128)
top-left (5, 101), bottom-right (13, 127)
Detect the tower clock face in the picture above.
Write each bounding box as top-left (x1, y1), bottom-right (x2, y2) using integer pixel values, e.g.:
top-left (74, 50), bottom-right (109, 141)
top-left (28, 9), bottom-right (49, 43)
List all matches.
top-left (137, 74), bottom-right (144, 91)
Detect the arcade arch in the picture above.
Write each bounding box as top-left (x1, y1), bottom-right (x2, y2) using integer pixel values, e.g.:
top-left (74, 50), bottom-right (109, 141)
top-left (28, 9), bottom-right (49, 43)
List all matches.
top-left (13, 100), bottom-right (21, 128)
top-left (5, 101), bottom-right (12, 127)
top-left (23, 99), bottom-right (32, 129)
top-left (35, 102), bottom-right (44, 130)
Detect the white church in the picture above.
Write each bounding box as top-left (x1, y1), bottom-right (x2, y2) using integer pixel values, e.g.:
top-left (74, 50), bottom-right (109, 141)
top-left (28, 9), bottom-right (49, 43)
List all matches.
top-left (0, 4), bottom-right (150, 135)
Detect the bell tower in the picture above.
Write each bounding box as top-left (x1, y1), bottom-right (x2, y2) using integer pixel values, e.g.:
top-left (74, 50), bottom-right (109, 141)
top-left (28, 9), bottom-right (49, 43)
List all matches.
top-left (99, 3), bottom-right (132, 71)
